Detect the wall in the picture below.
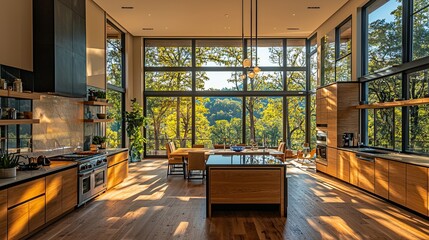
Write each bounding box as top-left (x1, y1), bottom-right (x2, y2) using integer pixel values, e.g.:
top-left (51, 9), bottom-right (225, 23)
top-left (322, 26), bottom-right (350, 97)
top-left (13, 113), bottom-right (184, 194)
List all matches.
top-left (32, 95), bottom-right (84, 156)
top-left (0, 0), bottom-right (33, 71)
top-left (86, 0), bottom-right (106, 89)
top-left (312, 0), bottom-right (370, 85)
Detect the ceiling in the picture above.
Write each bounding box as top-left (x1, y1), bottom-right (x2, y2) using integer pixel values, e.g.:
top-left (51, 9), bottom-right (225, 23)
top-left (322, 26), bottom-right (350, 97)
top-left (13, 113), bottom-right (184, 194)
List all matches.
top-left (94, 0), bottom-right (349, 38)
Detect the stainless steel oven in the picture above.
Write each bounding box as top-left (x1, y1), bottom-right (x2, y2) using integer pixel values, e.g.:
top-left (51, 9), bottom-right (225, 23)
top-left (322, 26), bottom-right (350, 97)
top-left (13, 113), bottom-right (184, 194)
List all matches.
top-left (78, 161), bottom-right (107, 206)
top-left (316, 130), bottom-right (327, 165)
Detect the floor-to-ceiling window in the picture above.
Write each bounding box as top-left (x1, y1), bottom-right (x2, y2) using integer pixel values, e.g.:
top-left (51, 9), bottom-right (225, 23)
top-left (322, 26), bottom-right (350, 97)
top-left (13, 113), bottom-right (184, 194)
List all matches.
top-left (309, 34), bottom-right (317, 149)
top-left (106, 21), bottom-right (125, 148)
top-left (362, 0), bottom-right (429, 154)
top-left (144, 38), bottom-right (311, 157)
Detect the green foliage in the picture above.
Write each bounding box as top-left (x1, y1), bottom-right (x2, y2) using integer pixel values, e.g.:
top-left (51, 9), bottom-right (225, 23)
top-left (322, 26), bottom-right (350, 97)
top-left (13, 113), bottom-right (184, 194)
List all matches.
top-left (0, 151), bottom-right (20, 168)
top-left (92, 136), bottom-right (107, 145)
top-left (93, 90), bottom-right (106, 99)
top-left (125, 98), bottom-right (146, 157)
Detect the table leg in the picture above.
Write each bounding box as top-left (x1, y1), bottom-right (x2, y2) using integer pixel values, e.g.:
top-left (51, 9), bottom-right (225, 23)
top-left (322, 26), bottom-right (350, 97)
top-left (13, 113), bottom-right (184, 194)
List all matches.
top-left (183, 156), bottom-right (187, 179)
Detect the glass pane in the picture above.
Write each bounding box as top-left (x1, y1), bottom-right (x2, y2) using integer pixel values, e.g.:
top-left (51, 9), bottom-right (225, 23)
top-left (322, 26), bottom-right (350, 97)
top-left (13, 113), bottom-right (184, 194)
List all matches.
top-left (335, 55), bottom-right (351, 82)
top-left (408, 104), bottom-right (429, 153)
top-left (195, 40), bottom-right (242, 67)
top-left (310, 36), bottom-right (317, 53)
top-left (412, 6), bottom-right (429, 61)
top-left (106, 23), bottom-right (123, 87)
top-left (107, 90), bottom-right (123, 148)
top-left (322, 30), bottom-right (335, 85)
top-left (367, 0), bottom-right (402, 74)
top-left (144, 40), bottom-right (192, 67)
top-left (409, 69), bottom-right (429, 99)
top-left (367, 74), bottom-right (402, 104)
top-left (414, 0), bottom-right (429, 13)
top-left (196, 71), bottom-right (243, 91)
top-left (195, 97), bottom-right (243, 147)
top-left (245, 97), bottom-right (283, 147)
top-left (286, 71), bottom-right (306, 91)
top-left (248, 71), bottom-right (283, 91)
top-left (146, 97), bottom-right (192, 156)
top-left (248, 39), bottom-right (283, 67)
top-left (287, 39), bottom-right (306, 67)
top-left (310, 94), bottom-right (317, 149)
top-left (145, 71), bottom-right (192, 91)
top-left (368, 108), bottom-right (401, 150)
top-left (338, 19), bottom-right (352, 58)
top-left (310, 53), bottom-right (318, 90)
top-left (286, 96), bottom-right (306, 149)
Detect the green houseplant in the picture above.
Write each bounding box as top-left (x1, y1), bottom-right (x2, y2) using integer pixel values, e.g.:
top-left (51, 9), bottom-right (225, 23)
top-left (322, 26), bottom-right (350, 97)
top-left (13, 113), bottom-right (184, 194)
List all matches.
top-left (93, 90), bottom-right (107, 102)
top-left (0, 151), bottom-right (20, 178)
top-left (92, 136), bottom-right (107, 149)
top-left (125, 98), bottom-right (146, 162)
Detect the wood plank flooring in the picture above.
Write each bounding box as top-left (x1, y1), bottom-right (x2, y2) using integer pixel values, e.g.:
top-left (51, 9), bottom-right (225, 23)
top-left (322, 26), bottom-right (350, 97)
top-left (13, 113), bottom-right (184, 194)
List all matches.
top-left (31, 159), bottom-right (429, 240)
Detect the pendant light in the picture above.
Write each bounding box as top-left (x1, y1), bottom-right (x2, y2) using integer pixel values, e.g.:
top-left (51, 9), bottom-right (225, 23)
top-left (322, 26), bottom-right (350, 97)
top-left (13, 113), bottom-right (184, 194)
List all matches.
top-left (242, 0), bottom-right (260, 79)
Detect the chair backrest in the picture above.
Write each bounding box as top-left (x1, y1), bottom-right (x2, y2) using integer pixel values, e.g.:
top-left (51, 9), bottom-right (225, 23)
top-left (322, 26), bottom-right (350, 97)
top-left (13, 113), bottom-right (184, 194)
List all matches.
top-left (305, 149), bottom-right (317, 159)
top-left (169, 142), bottom-right (176, 151)
top-left (166, 143), bottom-right (172, 159)
top-left (187, 151), bottom-right (206, 171)
top-left (277, 142), bottom-right (286, 152)
top-left (213, 144), bottom-right (227, 149)
top-left (192, 144), bottom-right (204, 148)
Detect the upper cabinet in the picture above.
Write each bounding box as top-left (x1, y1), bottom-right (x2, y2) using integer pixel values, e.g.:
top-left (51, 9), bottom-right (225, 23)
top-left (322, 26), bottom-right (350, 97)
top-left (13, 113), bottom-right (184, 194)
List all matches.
top-left (33, 0), bottom-right (86, 97)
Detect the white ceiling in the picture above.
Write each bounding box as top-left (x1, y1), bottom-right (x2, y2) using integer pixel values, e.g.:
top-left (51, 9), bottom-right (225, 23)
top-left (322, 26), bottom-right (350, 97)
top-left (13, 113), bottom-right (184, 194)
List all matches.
top-left (94, 0), bottom-right (349, 38)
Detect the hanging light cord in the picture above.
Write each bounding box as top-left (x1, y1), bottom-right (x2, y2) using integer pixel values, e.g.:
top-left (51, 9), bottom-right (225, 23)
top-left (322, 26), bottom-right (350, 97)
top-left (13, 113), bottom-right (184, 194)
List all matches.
top-left (255, 0), bottom-right (258, 67)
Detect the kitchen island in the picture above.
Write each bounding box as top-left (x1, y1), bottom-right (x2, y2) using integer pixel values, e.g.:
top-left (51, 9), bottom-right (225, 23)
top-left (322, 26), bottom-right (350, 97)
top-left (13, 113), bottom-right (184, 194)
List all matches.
top-left (206, 155), bottom-right (287, 217)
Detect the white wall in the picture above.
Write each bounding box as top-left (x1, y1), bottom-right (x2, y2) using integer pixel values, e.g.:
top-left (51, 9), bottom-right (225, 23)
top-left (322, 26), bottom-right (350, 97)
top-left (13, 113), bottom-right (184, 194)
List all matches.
top-left (312, 0), bottom-right (370, 85)
top-left (0, 0), bottom-right (33, 71)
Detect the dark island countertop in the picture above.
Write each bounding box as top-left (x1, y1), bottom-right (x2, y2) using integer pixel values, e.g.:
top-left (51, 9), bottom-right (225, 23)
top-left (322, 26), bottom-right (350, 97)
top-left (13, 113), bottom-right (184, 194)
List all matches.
top-left (0, 161), bottom-right (78, 190)
top-left (338, 147), bottom-right (429, 168)
top-left (206, 154), bottom-right (285, 166)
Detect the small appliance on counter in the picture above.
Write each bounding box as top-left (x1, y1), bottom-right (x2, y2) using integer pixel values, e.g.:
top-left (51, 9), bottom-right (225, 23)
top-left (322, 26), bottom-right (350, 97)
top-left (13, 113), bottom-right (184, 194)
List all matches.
top-left (342, 133), bottom-right (354, 147)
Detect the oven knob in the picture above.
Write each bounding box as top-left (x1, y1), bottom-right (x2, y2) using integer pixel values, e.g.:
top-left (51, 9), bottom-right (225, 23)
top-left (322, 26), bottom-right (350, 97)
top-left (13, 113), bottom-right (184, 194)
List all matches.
top-left (80, 165), bottom-right (86, 171)
top-left (97, 160), bottom-right (102, 165)
top-left (103, 158), bottom-right (107, 163)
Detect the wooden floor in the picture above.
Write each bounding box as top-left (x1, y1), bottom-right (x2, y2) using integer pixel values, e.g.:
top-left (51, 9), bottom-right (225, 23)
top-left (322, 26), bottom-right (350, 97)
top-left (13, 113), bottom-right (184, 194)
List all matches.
top-left (31, 159), bottom-right (429, 240)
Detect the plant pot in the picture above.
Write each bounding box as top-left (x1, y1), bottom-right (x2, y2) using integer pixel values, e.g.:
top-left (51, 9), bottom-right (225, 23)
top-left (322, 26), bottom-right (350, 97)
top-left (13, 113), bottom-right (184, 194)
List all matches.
top-left (88, 96), bottom-right (97, 101)
top-left (0, 167), bottom-right (16, 178)
top-left (129, 145), bottom-right (142, 162)
top-left (98, 98), bottom-right (107, 102)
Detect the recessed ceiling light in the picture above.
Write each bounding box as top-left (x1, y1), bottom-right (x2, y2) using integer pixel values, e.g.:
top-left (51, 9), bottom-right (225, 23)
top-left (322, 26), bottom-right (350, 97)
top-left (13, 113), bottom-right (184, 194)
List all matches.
top-left (148, 13), bottom-right (151, 17)
top-left (307, 6), bottom-right (321, 9)
top-left (121, 6), bottom-right (134, 9)
top-left (292, 13), bottom-right (296, 16)
top-left (224, 14), bottom-right (229, 18)
top-left (287, 27), bottom-right (300, 31)
top-left (142, 28), bottom-right (154, 31)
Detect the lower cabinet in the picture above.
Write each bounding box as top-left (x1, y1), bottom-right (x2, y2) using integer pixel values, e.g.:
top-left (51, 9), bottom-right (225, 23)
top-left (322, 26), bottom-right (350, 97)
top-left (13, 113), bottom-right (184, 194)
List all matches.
top-left (374, 158), bottom-right (389, 199)
top-left (406, 165), bottom-right (428, 216)
top-left (316, 162), bottom-right (327, 173)
top-left (8, 195), bottom-right (45, 240)
top-left (0, 190), bottom-right (7, 240)
top-left (358, 158), bottom-right (375, 193)
top-left (46, 168), bottom-right (78, 222)
top-left (388, 161), bottom-right (406, 206)
top-left (349, 151), bottom-right (359, 186)
top-left (107, 151), bottom-right (129, 190)
top-left (326, 147), bottom-right (337, 177)
top-left (337, 150), bottom-right (350, 183)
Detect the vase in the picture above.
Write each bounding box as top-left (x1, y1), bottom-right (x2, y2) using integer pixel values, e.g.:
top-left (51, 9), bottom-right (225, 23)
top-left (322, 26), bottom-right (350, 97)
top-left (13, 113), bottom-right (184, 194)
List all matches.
top-left (129, 145), bottom-right (142, 162)
top-left (0, 167), bottom-right (16, 178)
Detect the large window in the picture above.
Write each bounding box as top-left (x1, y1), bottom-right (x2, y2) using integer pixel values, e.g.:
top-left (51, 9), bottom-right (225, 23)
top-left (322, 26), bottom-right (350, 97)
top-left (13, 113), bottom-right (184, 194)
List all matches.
top-left (309, 34), bottom-right (317, 148)
top-left (412, 1), bottom-right (429, 60)
top-left (144, 39), bottom-right (311, 156)
top-left (106, 22), bottom-right (125, 148)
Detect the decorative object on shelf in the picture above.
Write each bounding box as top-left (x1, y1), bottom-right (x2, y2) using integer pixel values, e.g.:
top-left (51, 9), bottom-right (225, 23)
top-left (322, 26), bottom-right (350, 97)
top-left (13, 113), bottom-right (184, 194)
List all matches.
top-left (23, 111), bottom-right (33, 119)
top-left (240, 0), bottom-right (261, 80)
top-left (0, 151), bottom-right (19, 178)
top-left (125, 98), bottom-right (146, 162)
top-left (231, 146), bottom-right (245, 152)
top-left (96, 113), bottom-right (107, 119)
top-left (88, 89), bottom-right (97, 101)
top-left (0, 78), bottom-right (7, 90)
top-left (93, 90), bottom-right (107, 102)
top-left (86, 107), bottom-right (93, 119)
top-left (13, 78), bottom-right (23, 92)
top-left (92, 135), bottom-right (107, 149)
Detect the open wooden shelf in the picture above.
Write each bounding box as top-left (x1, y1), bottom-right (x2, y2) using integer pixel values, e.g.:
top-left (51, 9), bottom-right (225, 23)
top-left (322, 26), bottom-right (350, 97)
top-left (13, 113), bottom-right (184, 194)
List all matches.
top-left (356, 98), bottom-right (429, 109)
top-left (84, 119), bottom-right (113, 123)
top-left (0, 119), bottom-right (40, 125)
top-left (0, 89), bottom-right (41, 100)
top-left (84, 101), bottom-right (112, 106)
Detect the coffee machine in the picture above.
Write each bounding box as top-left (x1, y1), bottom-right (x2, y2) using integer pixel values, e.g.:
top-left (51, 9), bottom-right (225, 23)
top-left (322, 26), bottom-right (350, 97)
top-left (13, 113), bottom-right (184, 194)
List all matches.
top-left (342, 133), bottom-right (354, 147)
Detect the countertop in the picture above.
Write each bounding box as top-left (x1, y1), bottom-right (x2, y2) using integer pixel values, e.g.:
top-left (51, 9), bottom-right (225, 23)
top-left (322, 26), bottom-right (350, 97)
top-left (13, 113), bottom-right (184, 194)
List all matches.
top-left (338, 147), bottom-right (429, 167)
top-left (206, 154), bottom-right (285, 166)
top-left (0, 161), bottom-right (78, 190)
top-left (99, 148), bottom-right (128, 156)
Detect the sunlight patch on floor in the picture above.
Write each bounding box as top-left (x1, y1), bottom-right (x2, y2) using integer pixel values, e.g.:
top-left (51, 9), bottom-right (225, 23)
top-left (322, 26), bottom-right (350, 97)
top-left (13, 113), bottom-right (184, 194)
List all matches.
top-left (134, 191), bottom-right (165, 201)
top-left (320, 197), bottom-right (345, 203)
top-left (319, 216), bottom-right (361, 239)
top-left (173, 221), bottom-right (189, 237)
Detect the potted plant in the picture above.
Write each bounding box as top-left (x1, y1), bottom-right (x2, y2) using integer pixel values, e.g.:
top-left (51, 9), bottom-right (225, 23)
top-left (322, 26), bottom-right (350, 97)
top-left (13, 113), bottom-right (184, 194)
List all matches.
top-left (92, 135), bottom-right (107, 149)
top-left (125, 98), bottom-right (146, 162)
top-left (94, 90), bottom-right (107, 102)
top-left (0, 151), bottom-right (20, 178)
top-left (88, 89), bottom-right (97, 101)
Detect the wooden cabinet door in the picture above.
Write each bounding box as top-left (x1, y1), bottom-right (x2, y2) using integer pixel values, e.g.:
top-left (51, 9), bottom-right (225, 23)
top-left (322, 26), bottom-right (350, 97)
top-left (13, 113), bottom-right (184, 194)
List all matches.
top-left (349, 152), bottom-right (359, 186)
top-left (0, 190), bottom-right (6, 240)
top-left (7, 203), bottom-right (28, 240)
top-left (406, 165), bottom-right (428, 215)
top-left (107, 151), bottom-right (128, 167)
top-left (337, 150), bottom-right (350, 182)
top-left (374, 158), bottom-right (389, 199)
top-left (46, 173), bottom-right (63, 222)
top-left (389, 161), bottom-right (406, 205)
top-left (8, 178), bottom-right (45, 208)
top-left (28, 196), bottom-right (45, 232)
top-left (358, 158), bottom-right (375, 193)
top-left (107, 166), bottom-right (116, 190)
top-left (62, 168), bottom-right (77, 212)
top-left (326, 147), bottom-right (337, 177)
top-left (316, 162), bottom-right (327, 173)
top-left (116, 161), bottom-right (129, 184)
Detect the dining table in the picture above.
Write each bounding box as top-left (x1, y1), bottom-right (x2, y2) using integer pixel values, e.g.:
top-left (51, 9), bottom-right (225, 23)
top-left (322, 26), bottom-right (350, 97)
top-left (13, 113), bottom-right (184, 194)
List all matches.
top-left (169, 147), bottom-right (285, 178)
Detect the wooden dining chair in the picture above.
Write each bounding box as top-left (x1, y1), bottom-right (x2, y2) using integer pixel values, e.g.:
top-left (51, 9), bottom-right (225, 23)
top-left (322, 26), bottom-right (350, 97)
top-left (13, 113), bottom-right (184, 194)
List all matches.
top-left (192, 144), bottom-right (204, 148)
top-left (299, 149), bottom-right (317, 164)
top-left (213, 144), bottom-right (228, 149)
top-left (274, 142), bottom-right (286, 162)
top-left (187, 151), bottom-right (206, 180)
top-left (166, 142), bottom-right (184, 176)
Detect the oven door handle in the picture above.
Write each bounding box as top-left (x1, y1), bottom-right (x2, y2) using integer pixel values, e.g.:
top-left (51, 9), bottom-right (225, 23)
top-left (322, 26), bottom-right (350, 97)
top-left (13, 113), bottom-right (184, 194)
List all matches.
top-left (79, 170), bottom-right (92, 177)
top-left (92, 164), bottom-right (107, 172)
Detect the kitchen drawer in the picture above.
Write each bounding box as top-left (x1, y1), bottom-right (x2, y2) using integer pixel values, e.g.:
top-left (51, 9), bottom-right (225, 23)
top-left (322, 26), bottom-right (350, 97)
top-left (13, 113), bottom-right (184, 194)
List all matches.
top-left (0, 190), bottom-right (6, 240)
top-left (8, 178), bottom-right (45, 208)
top-left (107, 151), bottom-right (128, 167)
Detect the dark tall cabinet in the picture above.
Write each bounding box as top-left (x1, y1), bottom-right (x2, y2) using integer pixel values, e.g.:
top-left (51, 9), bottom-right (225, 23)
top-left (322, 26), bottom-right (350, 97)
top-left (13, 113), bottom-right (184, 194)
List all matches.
top-left (33, 0), bottom-right (86, 97)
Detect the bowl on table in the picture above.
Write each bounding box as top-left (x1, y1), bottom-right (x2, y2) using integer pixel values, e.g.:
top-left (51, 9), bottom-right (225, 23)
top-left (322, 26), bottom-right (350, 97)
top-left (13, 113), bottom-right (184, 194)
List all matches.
top-left (230, 146), bottom-right (245, 152)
